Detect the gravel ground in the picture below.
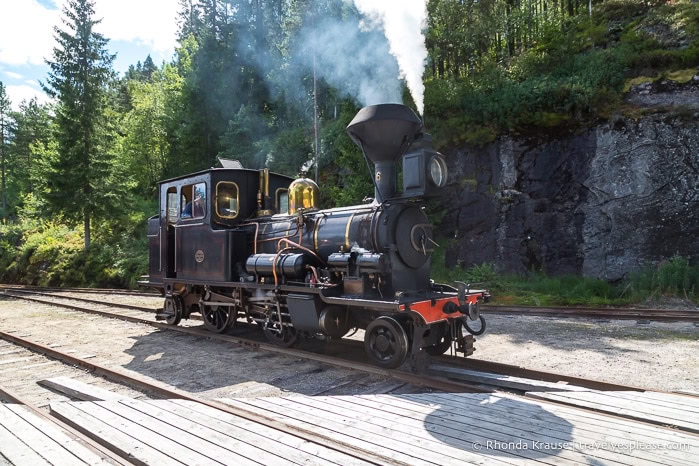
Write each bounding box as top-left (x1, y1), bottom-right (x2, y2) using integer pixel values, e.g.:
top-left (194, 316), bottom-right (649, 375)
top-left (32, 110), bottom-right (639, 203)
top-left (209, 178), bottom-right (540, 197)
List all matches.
top-left (0, 296), bottom-right (418, 402)
top-left (474, 313), bottom-right (699, 393)
top-left (0, 293), bottom-right (697, 397)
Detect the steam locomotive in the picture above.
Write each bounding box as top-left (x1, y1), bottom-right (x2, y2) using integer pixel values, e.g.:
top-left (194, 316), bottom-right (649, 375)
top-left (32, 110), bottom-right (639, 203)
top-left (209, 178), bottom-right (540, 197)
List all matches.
top-left (143, 104), bottom-right (489, 368)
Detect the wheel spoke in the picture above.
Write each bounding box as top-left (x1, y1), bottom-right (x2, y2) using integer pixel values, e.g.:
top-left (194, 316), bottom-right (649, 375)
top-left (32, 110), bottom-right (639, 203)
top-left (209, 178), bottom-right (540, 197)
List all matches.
top-left (163, 296), bottom-right (182, 326)
top-left (202, 304), bottom-right (233, 334)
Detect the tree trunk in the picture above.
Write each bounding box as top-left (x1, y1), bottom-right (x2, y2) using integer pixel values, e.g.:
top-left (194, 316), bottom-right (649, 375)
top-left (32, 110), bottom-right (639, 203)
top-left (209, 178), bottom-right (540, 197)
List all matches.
top-left (84, 212), bottom-right (90, 250)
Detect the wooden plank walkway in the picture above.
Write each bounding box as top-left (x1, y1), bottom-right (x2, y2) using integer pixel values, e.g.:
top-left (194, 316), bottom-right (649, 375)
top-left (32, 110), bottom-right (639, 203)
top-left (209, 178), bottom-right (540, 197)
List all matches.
top-left (0, 403), bottom-right (113, 465)
top-left (41, 393), bottom-right (699, 465)
top-left (3, 384), bottom-right (698, 465)
top-left (526, 390), bottom-right (699, 434)
top-left (220, 392), bottom-right (699, 465)
top-left (50, 399), bottom-right (373, 466)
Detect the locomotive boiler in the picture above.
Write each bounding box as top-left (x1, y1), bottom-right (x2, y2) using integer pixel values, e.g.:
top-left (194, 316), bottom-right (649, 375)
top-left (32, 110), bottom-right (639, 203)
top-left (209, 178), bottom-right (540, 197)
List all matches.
top-left (144, 104), bottom-right (489, 368)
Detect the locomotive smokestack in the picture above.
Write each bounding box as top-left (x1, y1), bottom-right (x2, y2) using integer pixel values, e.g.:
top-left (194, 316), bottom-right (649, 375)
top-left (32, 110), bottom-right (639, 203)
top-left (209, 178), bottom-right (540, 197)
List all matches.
top-left (347, 104), bottom-right (423, 202)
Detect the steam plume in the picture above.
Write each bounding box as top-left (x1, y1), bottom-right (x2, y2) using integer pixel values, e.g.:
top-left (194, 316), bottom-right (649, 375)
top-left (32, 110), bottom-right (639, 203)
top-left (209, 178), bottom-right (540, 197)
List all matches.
top-left (352, 0), bottom-right (428, 114)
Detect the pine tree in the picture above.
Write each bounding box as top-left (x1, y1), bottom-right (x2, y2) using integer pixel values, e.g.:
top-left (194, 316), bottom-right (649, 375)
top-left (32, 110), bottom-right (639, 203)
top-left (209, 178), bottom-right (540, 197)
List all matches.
top-left (0, 82), bottom-right (14, 223)
top-left (10, 99), bottom-right (54, 207)
top-left (42, 0), bottom-right (116, 249)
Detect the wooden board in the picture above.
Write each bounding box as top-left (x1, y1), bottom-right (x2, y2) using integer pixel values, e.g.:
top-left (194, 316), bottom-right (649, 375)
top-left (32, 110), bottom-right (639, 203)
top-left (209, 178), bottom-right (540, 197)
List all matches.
top-left (51, 399), bottom-right (375, 466)
top-left (38, 376), bottom-right (129, 402)
top-left (220, 392), bottom-right (698, 466)
top-left (404, 392), bottom-right (698, 466)
top-left (50, 401), bottom-right (189, 465)
top-left (38, 390), bottom-right (699, 466)
top-left (163, 399), bottom-right (361, 466)
top-left (526, 390), bottom-right (699, 433)
top-left (220, 396), bottom-right (510, 466)
top-left (0, 403), bottom-right (111, 465)
top-left (322, 392), bottom-right (688, 466)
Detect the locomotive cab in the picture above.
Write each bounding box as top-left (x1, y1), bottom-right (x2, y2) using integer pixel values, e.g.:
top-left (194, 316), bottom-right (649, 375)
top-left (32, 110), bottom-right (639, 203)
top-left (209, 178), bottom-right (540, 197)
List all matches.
top-left (146, 167), bottom-right (293, 287)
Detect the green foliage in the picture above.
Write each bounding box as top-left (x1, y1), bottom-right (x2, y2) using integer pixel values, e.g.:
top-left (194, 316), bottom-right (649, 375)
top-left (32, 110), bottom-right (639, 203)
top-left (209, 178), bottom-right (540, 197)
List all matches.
top-left (494, 273), bottom-right (618, 306)
top-left (321, 101), bottom-right (375, 207)
top-left (266, 126), bottom-right (313, 176)
top-left (0, 81), bottom-right (13, 222)
top-left (430, 245), bottom-right (500, 288)
top-left (41, 0), bottom-right (121, 249)
top-left (2, 0), bottom-right (697, 292)
top-left (432, 251), bottom-right (699, 306)
top-left (6, 99), bottom-right (54, 220)
top-left (628, 256), bottom-right (699, 302)
top-left (427, 46), bottom-right (627, 142)
top-left (425, 0), bottom-right (699, 142)
top-left (0, 214), bottom-right (151, 289)
top-left (219, 104), bottom-right (273, 169)
top-left (116, 71), bottom-right (170, 196)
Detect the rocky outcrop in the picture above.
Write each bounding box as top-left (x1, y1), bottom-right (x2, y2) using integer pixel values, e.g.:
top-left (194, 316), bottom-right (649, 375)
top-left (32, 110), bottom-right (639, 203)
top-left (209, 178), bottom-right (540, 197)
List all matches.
top-left (440, 83), bottom-right (699, 281)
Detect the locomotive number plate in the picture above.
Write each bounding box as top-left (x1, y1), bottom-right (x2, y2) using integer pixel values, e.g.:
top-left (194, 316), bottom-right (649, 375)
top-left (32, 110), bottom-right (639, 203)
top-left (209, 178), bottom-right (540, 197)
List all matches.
top-left (195, 249), bottom-right (205, 263)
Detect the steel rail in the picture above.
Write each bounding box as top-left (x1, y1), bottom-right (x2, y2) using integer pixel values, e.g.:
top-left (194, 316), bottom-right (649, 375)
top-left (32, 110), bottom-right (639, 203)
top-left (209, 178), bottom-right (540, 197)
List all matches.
top-left (1, 287), bottom-right (156, 313)
top-left (0, 330), bottom-right (414, 466)
top-left (0, 283), bottom-right (158, 297)
top-left (483, 304), bottom-right (699, 322)
top-left (3, 288), bottom-right (672, 394)
top-left (435, 358), bottom-right (648, 392)
top-left (8, 288), bottom-right (698, 440)
top-left (2, 288), bottom-right (658, 397)
top-left (0, 289), bottom-right (487, 394)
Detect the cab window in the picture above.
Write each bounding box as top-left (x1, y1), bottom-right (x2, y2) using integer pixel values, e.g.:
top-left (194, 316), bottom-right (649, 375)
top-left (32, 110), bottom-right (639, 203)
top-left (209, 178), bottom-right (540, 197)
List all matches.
top-left (216, 182), bottom-right (239, 219)
top-left (181, 182), bottom-right (206, 219)
top-left (277, 189), bottom-right (289, 214)
top-left (166, 188), bottom-right (178, 224)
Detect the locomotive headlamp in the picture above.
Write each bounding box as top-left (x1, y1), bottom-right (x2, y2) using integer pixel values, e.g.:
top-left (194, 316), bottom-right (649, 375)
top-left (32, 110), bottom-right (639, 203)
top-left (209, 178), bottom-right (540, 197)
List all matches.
top-left (401, 133), bottom-right (448, 198)
top-left (428, 154), bottom-right (448, 188)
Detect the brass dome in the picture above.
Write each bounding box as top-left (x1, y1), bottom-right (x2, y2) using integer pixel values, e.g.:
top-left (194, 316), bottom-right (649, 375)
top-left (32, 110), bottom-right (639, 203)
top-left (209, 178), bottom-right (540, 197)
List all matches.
top-left (288, 177), bottom-right (319, 215)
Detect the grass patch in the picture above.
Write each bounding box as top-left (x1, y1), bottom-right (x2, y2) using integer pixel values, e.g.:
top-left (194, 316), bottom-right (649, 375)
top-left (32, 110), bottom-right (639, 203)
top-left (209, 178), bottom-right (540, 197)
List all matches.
top-left (665, 68), bottom-right (698, 83)
top-left (623, 75), bottom-right (657, 92)
top-left (626, 256), bottom-right (699, 303)
top-left (432, 247), bottom-right (698, 306)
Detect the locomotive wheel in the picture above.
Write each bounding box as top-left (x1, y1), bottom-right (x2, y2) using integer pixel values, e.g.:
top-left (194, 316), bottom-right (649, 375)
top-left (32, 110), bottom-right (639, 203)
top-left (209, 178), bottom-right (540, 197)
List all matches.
top-left (201, 304), bottom-right (235, 334)
top-left (263, 323), bottom-right (298, 347)
top-left (163, 296), bottom-right (183, 326)
top-left (364, 317), bottom-right (409, 369)
top-left (424, 333), bottom-right (452, 356)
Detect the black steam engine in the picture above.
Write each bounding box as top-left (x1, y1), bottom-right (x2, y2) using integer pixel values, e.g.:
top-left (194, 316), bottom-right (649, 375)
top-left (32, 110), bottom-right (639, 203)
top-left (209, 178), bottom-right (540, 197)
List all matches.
top-left (144, 104), bottom-right (489, 368)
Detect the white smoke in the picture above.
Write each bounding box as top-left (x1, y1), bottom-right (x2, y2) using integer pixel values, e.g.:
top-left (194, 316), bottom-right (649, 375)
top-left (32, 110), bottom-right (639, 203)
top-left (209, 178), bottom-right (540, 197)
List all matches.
top-left (305, 18), bottom-right (403, 107)
top-left (352, 0), bottom-right (428, 114)
top-left (271, 12), bottom-right (403, 110)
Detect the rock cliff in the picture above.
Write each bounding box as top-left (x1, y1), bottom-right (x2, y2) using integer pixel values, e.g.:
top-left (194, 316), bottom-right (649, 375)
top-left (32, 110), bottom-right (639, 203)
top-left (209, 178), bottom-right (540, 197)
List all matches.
top-left (440, 78), bottom-right (699, 281)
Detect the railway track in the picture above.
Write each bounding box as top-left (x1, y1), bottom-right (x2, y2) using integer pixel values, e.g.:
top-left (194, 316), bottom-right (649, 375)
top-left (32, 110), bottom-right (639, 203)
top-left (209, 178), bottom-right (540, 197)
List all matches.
top-left (0, 336), bottom-right (396, 466)
top-left (482, 304), bottom-right (699, 322)
top-left (3, 286), bottom-right (699, 465)
top-left (0, 285), bottom-right (662, 395)
top-left (5, 284), bottom-right (698, 321)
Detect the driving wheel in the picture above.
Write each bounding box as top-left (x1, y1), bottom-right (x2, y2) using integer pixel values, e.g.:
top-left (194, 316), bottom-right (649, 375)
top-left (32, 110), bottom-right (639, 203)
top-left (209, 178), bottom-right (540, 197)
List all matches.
top-left (262, 311), bottom-right (298, 347)
top-left (364, 316), bottom-right (409, 368)
top-left (201, 304), bottom-right (235, 333)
